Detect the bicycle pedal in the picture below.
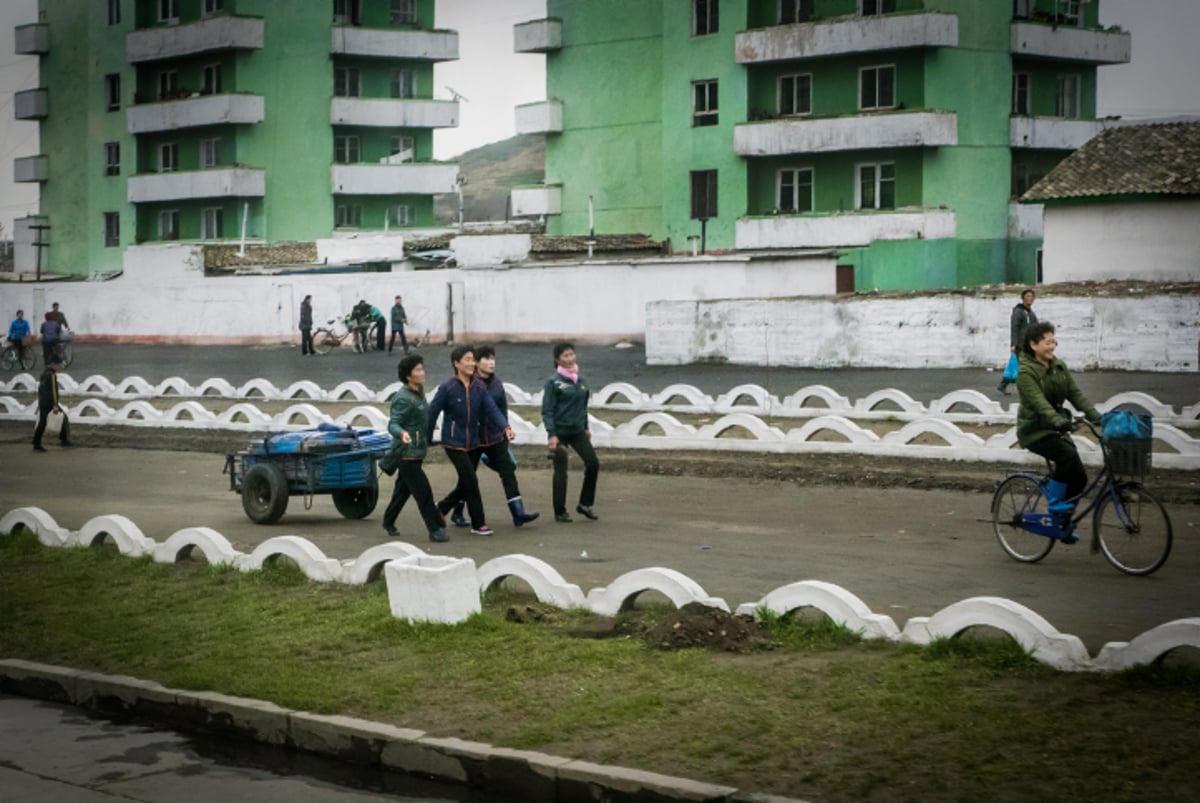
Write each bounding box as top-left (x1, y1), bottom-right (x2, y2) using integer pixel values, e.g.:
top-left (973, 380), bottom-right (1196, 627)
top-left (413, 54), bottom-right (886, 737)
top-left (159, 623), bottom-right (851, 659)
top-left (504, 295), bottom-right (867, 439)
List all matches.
top-left (1059, 530), bottom-right (1079, 545)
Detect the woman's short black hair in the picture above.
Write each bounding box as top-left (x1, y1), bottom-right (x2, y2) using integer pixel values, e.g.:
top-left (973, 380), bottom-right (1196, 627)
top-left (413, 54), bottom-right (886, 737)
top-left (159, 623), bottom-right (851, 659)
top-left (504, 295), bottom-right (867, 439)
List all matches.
top-left (450, 344), bottom-right (473, 366)
top-left (473, 343), bottom-right (495, 361)
top-left (1022, 321), bottom-right (1056, 356)
top-left (398, 353), bottom-right (423, 383)
top-left (553, 342), bottom-right (574, 364)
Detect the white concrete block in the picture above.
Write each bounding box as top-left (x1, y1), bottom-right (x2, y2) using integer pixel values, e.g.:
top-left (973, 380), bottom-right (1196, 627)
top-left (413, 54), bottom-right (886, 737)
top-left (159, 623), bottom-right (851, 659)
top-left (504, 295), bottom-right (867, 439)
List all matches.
top-left (385, 555), bottom-right (480, 624)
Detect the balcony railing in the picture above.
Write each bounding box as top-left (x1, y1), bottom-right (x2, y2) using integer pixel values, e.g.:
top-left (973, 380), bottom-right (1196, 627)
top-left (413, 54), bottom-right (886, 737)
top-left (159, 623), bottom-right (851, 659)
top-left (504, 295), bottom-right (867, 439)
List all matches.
top-left (511, 185), bottom-right (562, 217)
top-left (735, 111), bottom-right (956, 156)
top-left (330, 27), bottom-right (458, 61)
top-left (331, 163), bottom-right (459, 195)
top-left (1010, 22), bottom-right (1130, 64)
top-left (14, 88), bottom-right (48, 120)
top-left (13, 155), bottom-right (48, 183)
top-left (128, 166), bottom-right (265, 203)
top-left (514, 18), bottom-right (562, 53)
top-left (736, 209), bottom-right (956, 250)
top-left (127, 15), bottom-right (265, 63)
top-left (736, 12), bottom-right (957, 63)
top-left (515, 100), bottom-right (563, 135)
top-left (14, 23), bottom-right (49, 54)
top-left (127, 93), bottom-right (265, 133)
top-left (330, 98), bottom-right (458, 129)
top-left (1010, 117), bottom-right (1104, 150)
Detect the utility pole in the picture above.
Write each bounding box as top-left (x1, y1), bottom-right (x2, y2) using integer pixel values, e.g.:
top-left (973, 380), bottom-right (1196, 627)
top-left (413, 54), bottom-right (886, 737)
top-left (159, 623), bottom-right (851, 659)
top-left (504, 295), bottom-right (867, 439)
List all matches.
top-left (29, 223), bottom-right (50, 281)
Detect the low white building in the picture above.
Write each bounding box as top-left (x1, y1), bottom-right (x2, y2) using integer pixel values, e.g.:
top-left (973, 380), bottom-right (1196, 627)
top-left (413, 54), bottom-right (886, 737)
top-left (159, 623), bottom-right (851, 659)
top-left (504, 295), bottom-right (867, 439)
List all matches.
top-left (1022, 122), bottom-right (1200, 283)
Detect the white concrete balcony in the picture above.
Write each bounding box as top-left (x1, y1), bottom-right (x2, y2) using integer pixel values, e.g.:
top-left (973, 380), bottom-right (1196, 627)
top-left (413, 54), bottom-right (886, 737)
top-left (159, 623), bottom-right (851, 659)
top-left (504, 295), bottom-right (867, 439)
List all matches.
top-left (514, 18), bottom-right (562, 53)
top-left (511, 185), bottom-right (561, 217)
top-left (330, 98), bottom-right (458, 128)
top-left (127, 93), bottom-right (264, 133)
top-left (331, 163), bottom-right (459, 195)
top-left (127, 15), bottom-right (264, 63)
top-left (14, 23), bottom-right (49, 54)
top-left (13, 155), bottom-right (48, 183)
top-left (1009, 201), bottom-right (1043, 240)
top-left (14, 89), bottom-right (47, 120)
top-left (736, 12), bottom-right (957, 63)
top-left (515, 100), bottom-right (562, 135)
top-left (736, 209), bottom-right (956, 250)
top-left (128, 167), bottom-right (265, 203)
top-left (1010, 117), bottom-right (1104, 150)
top-left (1010, 22), bottom-right (1130, 64)
top-left (735, 111), bottom-right (956, 156)
top-left (330, 27), bottom-right (458, 61)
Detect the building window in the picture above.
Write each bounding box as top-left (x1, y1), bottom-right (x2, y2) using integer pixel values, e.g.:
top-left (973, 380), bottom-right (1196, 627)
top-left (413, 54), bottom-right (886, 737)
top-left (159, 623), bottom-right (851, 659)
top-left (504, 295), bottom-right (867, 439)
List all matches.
top-left (334, 66), bottom-right (361, 98)
top-left (389, 135), bottom-right (415, 162)
top-left (1056, 0), bottom-right (1081, 26)
top-left (778, 0), bottom-right (814, 24)
top-left (158, 209), bottom-right (180, 240)
top-left (201, 63), bottom-right (223, 95)
top-left (390, 0), bottom-right (416, 25)
top-left (107, 0), bottom-right (121, 25)
top-left (391, 69), bottom-right (416, 99)
top-left (1012, 72), bottom-right (1031, 115)
top-left (692, 0), bottom-right (718, 36)
top-left (1013, 0), bottom-right (1033, 19)
top-left (157, 70), bottom-right (178, 101)
top-left (159, 142), bottom-right (179, 173)
top-left (859, 65), bottom-right (895, 111)
top-left (158, 0), bottom-right (179, 24)
top-left (860, 0), bottom-right (895, 15)
top-left (336, 205), bottom-right (362, 228)
top-left (333, 0), bottom-right (361, 25)
top-left (104, 212), bottom-right (120, 247)
top-left (690, 170), bottom-right (717, 219)
top-left (105, 74), bottom-right (121, 111)
top-left (334, 135), bottom-right (360, 164)
top-left (1011, 162), bottom-right (1044, 199)
top-left (104, 142), bottom-right (120, 177)
top-left (1055, 74), bottom-right (1080, 118)
top-left (856, 162), bottom-right (895, 210)
top-left (388, 205), bottom-right (412, 227)
top-left (692, 79), bottom-right (718, 127)
top-left (201, 207), bottom-right (224, 239)
top-left (779, 73), bottom-right (811, 116)
top-left (203, 0), bottom-right (225, 17)
top-left (200, 138), bottom-right (221, 168)
top-left (777, 168), bottom-right (814, 213)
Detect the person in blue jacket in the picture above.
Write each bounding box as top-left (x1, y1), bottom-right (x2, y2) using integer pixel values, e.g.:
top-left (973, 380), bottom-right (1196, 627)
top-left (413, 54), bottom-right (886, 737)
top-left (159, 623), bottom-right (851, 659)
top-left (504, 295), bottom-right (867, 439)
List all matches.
top-left (541, 342), bottom-right (599, 523)
top-left (7, 310), bottom-right (31, 367)
top-left (428, 345), bottom-right (513, 536)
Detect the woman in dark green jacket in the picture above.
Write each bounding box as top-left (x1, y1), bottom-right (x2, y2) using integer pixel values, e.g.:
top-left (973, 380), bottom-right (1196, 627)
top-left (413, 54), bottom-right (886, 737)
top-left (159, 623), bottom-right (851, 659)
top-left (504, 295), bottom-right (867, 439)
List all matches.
top-left (1016, 321), bottom-right (1101, 514)
top-left (541, 342), bottom-right (599, 523)
top-left (381, 354), bottom-right (448, 542)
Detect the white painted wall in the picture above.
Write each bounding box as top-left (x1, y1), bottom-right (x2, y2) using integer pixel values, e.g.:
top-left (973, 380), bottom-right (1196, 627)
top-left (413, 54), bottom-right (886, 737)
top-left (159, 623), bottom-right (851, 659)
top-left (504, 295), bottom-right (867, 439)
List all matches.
top-left (646, 293), bottom-right (1200, 372)
top-left (1042, 201), bottom-right (1200, 284)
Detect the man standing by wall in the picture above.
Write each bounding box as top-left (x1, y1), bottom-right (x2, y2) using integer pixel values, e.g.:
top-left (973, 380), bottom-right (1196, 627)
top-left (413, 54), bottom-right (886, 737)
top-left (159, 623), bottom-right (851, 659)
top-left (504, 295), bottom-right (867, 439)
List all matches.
top-left (299, 294), bottom-right (314, 356)
top-left (389, 294), bottom-right (408, 354)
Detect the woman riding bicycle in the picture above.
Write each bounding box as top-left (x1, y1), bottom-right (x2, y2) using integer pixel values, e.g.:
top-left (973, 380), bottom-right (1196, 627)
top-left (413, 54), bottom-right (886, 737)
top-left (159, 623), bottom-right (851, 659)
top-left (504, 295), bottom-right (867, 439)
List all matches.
top-left (1016, 321), bottom-right (1101, 517)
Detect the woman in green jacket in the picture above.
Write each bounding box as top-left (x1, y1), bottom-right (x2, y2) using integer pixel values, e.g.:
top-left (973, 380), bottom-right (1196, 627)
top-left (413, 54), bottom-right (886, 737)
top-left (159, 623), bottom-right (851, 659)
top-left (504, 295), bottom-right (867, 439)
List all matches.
top-left (1016, 321), bottom-right (1101, 515)
top-left (542, 342), bottom-right (599, 523)
top-left (382, 354), bottom-right (448, 542)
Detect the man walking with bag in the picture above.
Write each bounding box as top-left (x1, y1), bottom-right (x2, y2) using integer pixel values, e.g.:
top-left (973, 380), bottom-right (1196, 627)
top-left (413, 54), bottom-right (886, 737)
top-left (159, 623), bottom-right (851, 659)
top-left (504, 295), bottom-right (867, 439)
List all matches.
top-left (33, 356), bottom-right (72, 452)
top-left (998, 289), bottom-right (1037, 396)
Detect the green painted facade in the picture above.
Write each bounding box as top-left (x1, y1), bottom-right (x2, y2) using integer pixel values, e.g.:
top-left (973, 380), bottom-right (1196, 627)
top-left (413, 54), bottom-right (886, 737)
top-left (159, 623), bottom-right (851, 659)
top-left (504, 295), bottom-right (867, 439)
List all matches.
top-left (21, 0), bottom-right (454, 276)
top-left (540, 0), bottom-right (1121, 290)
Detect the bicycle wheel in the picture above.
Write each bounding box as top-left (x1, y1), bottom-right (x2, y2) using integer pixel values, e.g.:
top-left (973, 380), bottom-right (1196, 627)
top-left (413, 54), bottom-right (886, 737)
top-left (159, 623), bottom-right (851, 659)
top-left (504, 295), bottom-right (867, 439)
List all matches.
top-left (313, 329), bottom-right (337, 355)
top-left (1093, 482), bottom-right (1172, 576)
top-left (19, 347), bottom-right (36, 371)
top-left (0, 347), bottom-right (15, 371)
top-left (57, 342), bottom-right (73, 368)
top-left (991, 475), bottom-right (1055, 563)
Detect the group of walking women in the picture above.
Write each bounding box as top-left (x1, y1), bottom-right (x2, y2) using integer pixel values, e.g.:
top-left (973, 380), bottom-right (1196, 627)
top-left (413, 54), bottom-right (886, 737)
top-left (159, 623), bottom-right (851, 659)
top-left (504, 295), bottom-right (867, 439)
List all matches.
top-left (381, 342), bottom-right (599, 542)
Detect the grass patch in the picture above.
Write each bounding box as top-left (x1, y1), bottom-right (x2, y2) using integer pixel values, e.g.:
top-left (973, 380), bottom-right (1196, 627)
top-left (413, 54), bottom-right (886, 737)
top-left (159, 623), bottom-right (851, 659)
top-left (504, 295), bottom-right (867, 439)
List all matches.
top-left (2, 530), bottom-right (1198, 801)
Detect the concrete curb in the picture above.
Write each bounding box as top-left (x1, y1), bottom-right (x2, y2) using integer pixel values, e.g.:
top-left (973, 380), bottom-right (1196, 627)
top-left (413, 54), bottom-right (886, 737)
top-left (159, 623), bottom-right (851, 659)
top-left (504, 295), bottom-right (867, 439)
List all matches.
top-left (0, 658), bottom-right (809, 803)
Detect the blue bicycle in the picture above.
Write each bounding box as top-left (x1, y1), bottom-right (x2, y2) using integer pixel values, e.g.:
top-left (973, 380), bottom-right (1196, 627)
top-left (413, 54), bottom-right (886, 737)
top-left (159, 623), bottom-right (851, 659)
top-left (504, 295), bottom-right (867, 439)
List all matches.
top-left (990, 419), bottom-right (1172, 576)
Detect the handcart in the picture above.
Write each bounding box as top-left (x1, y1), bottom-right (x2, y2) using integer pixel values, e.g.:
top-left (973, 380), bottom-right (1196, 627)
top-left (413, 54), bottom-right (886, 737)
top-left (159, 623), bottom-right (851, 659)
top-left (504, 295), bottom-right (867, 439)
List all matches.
top-left (224, 424), bottom-right (392, 524)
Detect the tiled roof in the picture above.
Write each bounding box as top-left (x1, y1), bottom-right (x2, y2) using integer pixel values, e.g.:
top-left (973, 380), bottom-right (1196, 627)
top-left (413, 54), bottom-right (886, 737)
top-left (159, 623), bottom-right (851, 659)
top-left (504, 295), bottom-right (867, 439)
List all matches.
top-left (1022, 122), bottom-right (1200, 202)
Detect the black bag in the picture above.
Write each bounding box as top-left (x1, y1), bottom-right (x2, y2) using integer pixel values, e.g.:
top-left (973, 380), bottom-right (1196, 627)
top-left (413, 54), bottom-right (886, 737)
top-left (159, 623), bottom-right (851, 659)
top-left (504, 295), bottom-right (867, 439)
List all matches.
top-left (378, 448), bottom-right (401, 476)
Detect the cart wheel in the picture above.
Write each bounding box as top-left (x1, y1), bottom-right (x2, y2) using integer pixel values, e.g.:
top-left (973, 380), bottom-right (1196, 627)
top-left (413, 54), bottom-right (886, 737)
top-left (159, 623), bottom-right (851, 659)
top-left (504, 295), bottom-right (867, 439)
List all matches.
top-left (242, 463), bottom-right (289, 524)
top-left (332, 486), bottom-right (378, 519)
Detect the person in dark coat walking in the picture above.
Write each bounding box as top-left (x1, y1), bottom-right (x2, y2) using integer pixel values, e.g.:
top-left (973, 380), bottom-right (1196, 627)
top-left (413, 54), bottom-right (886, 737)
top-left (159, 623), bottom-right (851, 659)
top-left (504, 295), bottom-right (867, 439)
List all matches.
top-left (998, 288), bottom-right (1037, 395)
top-left (381, 354), bottom-right (447, 542)
top-left (32, 356), bottom-right (72, 452)
top-left (542, 342), bottom-right (599, 522)
top-left (389, 295), bottom-right (408, 354)
top-left (299, 295), bottom-right (314, 355)
top-left (39, 312), bottom-right (61, 366)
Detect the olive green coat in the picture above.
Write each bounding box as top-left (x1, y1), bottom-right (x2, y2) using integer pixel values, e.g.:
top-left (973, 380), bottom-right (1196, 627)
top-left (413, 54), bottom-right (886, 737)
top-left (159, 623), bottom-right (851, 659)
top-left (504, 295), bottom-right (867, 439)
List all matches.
top-left (1015, 353), bottom-right (1099, 447)
top-left (387, 385), bottom-right (430, 461)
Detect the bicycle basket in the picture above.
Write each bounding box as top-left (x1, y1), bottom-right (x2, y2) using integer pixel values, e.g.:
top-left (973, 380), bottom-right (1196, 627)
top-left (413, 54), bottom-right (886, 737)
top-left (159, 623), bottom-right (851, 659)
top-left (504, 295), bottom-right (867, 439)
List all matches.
top-left (1100, 410), bottom-right (1152, 479)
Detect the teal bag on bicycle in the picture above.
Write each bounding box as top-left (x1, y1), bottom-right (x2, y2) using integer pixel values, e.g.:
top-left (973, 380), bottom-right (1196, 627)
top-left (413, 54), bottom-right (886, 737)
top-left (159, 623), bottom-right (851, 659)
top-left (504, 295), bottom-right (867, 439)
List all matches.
top-left (1100, 410), bottom-right (1152, 440)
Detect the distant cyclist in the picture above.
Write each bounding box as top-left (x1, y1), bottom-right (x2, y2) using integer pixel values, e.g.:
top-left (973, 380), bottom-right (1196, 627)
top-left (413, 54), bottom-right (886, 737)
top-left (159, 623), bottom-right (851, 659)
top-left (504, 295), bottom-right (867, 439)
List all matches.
top-left (7, 309), bottom-right (30, 367)
top-left (39, 312), bottom-right (61, 366)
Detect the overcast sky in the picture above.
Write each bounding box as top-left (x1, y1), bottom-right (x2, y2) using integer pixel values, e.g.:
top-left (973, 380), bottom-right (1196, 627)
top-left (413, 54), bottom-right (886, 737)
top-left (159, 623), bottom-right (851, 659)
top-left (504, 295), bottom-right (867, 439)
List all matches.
top-left (1, 0), bottom-right (1198, 237)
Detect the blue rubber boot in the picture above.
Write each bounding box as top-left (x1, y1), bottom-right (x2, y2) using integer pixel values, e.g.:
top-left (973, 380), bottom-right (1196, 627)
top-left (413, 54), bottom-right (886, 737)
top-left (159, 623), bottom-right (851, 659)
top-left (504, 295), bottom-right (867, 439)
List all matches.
top-left (1044, 479), bottom-right (1078, 542)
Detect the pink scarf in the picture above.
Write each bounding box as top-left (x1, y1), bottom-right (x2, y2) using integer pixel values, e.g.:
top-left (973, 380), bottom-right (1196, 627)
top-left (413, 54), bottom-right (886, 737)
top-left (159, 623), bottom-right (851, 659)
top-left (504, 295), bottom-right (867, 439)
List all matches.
top-left (557, 364), bottom-right (579, 383)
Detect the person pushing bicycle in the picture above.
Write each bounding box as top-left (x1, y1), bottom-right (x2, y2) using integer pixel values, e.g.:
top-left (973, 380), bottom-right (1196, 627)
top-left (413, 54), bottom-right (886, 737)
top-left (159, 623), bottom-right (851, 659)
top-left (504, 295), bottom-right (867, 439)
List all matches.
top-left (1015, 321), bottom-right (1101, 519)
top-left (7, 310), bottom-right (30, 367)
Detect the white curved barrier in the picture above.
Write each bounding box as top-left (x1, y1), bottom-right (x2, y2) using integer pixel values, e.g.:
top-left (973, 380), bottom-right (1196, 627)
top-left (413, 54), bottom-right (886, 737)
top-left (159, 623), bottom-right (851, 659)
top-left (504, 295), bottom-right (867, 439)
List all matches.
top-left (342, 542), bottom-right (427, 585)
top-left (153, 527), bottom-right (241, 566)
top-left (75, 514), bottom-right (156, 557)
top-left (236, 535), bottom-right (343, 583)
top-left (735, 580), bottom-right (900, 641)
top-left (586, 567), bottom-right (729, 617)
top-left (1092, 618), bottom-right (1200, 672)
top-left (0, 506), bottom-right (71, 547)
top-left (477, 554), bottom-right (587, 609)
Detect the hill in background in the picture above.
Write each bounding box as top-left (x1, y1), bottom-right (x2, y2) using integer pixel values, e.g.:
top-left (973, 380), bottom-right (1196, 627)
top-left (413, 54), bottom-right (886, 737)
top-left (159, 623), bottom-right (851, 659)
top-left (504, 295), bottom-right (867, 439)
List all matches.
top-left (434, 134), bottom-right (545, 224)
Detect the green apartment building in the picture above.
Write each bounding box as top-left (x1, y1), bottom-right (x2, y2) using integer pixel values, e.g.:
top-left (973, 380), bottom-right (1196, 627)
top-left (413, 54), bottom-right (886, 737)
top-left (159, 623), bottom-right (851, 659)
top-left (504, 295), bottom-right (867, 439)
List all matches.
top-left (511, 0), bottom-right (1129, 290)
top-left (13, 0), bottom-right (459, 276)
